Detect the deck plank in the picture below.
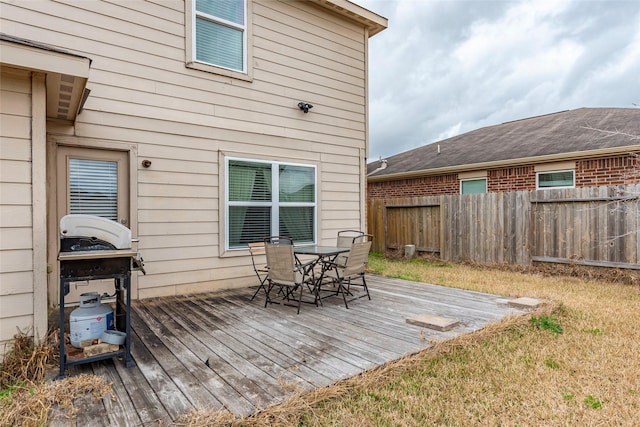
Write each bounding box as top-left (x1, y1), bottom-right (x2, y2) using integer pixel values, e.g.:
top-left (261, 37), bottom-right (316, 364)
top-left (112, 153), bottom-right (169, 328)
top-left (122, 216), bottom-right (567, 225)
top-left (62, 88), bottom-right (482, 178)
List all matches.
top-left (137, 299), bottom-right (258, 415)
top-left (220, 289), bottom-right (397, 355)
top-left (56, 275), bottom-right (526, 425)
top-left (129, 309), bottom-right (210, 416)
top-left (92, 360), bottom-right (143, 427)
top-left (195, 292), bottom-right (365, 382)
top-left (158, 297), bottom-right (289, 409)
top-left (112, 347), bottom-right (173, 425)
top-left (180, 296), bottom-right (320, 390)
top-left (227, 289), bottom-right (420, 357)
top-left (216, 291), bottom-right (374, 377)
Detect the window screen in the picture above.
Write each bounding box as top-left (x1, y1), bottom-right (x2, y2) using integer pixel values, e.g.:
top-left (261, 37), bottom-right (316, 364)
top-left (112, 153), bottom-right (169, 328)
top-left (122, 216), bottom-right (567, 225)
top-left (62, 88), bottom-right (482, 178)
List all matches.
top-left (227, 158), bottom-right (316, 249)
top-left (69, 159), bottom-right (118, 220)
top-left (461, 178), bottom-right (487, 194)
top-left (537, 170), bottom-right (574, 189)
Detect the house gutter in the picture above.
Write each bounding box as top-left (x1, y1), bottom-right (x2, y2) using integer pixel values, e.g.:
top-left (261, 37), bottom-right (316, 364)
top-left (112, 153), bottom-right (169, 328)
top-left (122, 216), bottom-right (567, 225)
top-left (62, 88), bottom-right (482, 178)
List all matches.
top-left (367, 145), bottom-right (640, 182)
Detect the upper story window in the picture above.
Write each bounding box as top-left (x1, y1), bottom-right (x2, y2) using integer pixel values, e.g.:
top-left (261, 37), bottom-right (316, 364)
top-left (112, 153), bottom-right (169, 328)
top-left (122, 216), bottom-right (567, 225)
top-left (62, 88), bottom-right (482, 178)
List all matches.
top-left (187, 0), bottom-right (251, 79)
top-left (460, 178), bottom-right (487, 194)
top-left (536, 170), bottom-right (575, 189)
top-left (226, 158), bottom-right (317, 250)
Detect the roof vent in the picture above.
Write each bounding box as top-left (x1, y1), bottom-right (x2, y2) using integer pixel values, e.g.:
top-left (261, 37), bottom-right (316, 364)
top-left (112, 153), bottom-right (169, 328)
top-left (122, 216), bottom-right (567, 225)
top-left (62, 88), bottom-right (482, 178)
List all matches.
top-left (368, 158), bottom-right (388, 176)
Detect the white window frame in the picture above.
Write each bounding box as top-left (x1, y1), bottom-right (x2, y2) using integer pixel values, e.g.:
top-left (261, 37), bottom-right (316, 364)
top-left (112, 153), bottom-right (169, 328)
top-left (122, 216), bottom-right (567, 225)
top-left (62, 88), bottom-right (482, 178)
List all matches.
top-left (225, 157), bottom-right (317, 250)
top-left (536, 169), bottom-right (575, 190)
top-left (185, 0), bottom-right (252, 81)
top-left (460, 178), bottom-right (487, 194)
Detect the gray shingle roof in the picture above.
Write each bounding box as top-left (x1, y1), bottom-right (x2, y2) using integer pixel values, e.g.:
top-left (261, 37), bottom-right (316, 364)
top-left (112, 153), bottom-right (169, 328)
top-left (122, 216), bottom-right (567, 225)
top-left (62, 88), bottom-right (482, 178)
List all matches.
top-left (367, 108), bottom-right (640, 178)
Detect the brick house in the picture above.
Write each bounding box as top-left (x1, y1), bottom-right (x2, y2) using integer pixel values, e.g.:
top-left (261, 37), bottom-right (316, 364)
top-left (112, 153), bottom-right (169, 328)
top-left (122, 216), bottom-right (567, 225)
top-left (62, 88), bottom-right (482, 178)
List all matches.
top-left (367, 108), bottom-right (640, 198)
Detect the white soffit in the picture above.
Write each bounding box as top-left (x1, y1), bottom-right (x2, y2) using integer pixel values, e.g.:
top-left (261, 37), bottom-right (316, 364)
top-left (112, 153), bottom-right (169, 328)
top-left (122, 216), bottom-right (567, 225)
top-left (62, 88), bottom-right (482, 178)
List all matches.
top-left (0, 35), bottom-right (91, 123)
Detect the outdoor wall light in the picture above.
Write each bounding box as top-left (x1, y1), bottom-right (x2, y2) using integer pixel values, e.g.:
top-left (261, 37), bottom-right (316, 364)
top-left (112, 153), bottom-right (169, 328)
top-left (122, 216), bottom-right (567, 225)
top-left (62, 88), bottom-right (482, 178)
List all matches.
top-left (298, 102), bottom-right (313, 113)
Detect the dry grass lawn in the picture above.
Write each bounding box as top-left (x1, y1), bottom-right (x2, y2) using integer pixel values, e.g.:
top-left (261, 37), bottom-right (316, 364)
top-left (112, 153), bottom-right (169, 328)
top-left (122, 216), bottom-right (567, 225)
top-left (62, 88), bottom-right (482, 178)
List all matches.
top-left (178, 255), bottom-right (640, 426)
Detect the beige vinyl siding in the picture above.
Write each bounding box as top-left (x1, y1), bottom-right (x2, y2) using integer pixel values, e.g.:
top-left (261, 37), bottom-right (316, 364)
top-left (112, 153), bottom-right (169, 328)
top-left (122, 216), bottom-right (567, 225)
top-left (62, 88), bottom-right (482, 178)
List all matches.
top-left (2, 0), bottom-right (369, 299)
top-left (0, 68), bottom-right (34, 351)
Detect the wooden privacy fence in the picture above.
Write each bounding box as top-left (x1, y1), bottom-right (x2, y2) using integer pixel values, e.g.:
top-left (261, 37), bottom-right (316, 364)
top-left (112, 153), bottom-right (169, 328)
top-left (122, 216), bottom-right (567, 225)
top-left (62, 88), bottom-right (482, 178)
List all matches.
top-left (367, 184), bottom-right (640, 269)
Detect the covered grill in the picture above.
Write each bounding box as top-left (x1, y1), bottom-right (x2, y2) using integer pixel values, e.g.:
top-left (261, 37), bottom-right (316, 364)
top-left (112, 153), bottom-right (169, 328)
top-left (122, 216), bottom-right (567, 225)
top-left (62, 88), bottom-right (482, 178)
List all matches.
top-left (57, 214), bottom-right (144, 379)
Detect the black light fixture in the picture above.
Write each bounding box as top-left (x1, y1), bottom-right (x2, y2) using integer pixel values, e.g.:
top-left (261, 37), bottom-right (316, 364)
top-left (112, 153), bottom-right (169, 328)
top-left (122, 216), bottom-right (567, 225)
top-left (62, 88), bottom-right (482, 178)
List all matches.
top-left (298, 101), bottom-right (313, 113)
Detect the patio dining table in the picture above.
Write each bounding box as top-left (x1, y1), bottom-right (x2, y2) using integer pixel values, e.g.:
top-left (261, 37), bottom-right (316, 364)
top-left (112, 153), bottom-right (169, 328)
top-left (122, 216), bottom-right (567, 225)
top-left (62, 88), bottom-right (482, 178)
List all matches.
top-left (293, 245), bottom-right (350, 305)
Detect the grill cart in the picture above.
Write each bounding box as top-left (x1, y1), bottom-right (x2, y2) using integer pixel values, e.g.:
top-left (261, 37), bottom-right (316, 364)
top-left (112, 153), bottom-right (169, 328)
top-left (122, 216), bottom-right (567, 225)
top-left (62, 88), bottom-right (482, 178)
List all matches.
top-left (57, 214), bottom-right (144, 379)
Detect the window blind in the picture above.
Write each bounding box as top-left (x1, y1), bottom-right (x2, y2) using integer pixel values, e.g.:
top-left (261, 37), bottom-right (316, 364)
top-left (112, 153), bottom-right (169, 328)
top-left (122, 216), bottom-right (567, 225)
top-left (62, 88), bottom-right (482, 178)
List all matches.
top-left (69, 159), bottom-right (118, 220)
top-left (195, 0), bottom-right (245, 72)
top-left (196, 0), bottom-right (244, 24)
top-left (195, 18), bottom-right (243, 71)
top-left (538, 171), bottom-right (574, 188)
top-left (227, 159), bottom-right (316, 249)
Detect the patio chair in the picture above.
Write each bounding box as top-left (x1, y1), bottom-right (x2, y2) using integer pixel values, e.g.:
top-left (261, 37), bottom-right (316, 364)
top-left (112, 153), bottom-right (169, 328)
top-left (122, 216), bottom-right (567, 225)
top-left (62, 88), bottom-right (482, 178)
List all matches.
top-left (325, 234), bottom-right (373, 309)
top-left (264, 237), bottom-right (315, 314)
top-left (248, 242), bottom-right (269, 301)
top-left (335, 229), bottom-right (365, 266)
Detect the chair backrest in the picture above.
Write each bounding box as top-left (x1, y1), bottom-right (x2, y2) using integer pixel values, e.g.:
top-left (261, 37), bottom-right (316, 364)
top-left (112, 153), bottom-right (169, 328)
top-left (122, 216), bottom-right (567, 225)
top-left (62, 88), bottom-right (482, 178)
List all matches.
top-left (264, 236), bottom-right (293, 246)
top-left (337, 230), bottom-right (365, 247)
top-left (248, 242), bottom-right (266, 269)
top-left (343, 240), bottom-right (373, 277)
top-left (264, 241), bottom-right (296, 283)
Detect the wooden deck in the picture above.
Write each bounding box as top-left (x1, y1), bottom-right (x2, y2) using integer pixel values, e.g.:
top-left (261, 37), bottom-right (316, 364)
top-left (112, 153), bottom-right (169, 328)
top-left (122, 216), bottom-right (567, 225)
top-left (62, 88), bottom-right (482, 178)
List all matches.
top-left (54, 275), bottom-right (529, 426)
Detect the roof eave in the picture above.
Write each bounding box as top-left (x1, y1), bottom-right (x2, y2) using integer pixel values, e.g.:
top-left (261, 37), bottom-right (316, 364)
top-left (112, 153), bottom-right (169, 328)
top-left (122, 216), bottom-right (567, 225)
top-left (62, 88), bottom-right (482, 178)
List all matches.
top-left (308, 0), bottom-right (388, 36)
top-left (367, 145), bottom-right (640, 182)
top-left (0, 34), bottom-right (91, 123)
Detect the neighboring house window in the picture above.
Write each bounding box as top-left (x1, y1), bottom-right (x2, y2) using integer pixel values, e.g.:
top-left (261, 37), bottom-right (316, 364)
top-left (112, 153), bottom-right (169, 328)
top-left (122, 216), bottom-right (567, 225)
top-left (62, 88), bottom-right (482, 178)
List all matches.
top-left (536, 170), bottom-right (575, 189)
top-left (187, 0), bottom-right (250, 78)
top-left (226, 158), bottom-right (316, 249)
top-left (461, 178), bottom-right (487, 194)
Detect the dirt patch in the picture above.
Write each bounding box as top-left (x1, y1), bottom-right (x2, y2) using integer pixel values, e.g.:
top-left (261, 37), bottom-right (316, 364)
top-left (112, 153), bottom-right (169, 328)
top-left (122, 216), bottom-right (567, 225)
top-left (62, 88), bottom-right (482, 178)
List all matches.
top-left (382, 248), bottom-right (639, 285)
top-left (467, 260), bottom-right (639, 286)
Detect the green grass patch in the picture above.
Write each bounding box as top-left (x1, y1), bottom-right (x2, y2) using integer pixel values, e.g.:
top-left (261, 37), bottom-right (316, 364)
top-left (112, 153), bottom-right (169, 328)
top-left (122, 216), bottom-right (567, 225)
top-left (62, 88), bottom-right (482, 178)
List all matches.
top-left (584, 395), bottom-right (603, 409)
top-left (529, 315), bottom-right (563, 334)
top-left (544, 357), bottom-right (560, 369)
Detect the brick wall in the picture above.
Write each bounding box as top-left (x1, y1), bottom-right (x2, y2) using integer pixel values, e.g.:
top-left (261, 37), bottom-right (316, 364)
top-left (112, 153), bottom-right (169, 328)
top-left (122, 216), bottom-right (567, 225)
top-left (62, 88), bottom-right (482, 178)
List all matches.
top-left (367, 174), bottom-right (458, 198)
top-left (576, 154), bottom-right (640, 186)
top-left (488, 166), bottom-right (535, 192)
top-left (367, 153), bottom-right (640, 198)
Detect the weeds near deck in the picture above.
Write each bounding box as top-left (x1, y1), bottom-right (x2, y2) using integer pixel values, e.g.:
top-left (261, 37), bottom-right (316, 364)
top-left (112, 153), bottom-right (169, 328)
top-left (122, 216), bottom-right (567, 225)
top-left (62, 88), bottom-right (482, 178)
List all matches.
top-left (0, 330), bottom-right (112, 426)
top-left (530, 315), bottom-right (563, 334)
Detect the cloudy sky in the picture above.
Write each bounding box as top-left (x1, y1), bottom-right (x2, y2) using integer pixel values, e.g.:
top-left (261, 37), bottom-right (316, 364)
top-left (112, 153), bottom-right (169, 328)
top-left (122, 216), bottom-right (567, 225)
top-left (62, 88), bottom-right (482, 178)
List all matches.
top-left (352, 0), bottom-right (640, 161)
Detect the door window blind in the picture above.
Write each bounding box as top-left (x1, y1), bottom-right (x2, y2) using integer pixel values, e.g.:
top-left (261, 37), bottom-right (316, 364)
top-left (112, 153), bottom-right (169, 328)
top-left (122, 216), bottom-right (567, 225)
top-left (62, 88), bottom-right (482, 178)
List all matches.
top-left (69, 159), bottom-right (118, 221)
